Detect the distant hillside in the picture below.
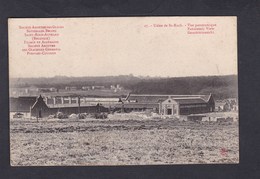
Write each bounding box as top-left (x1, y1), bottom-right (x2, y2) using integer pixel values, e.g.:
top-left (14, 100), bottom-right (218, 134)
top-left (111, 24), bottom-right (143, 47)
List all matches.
top-left (126, 75), bottom-right (238, 99)
top-left (9, 75), bottom-right (141, 89)
top-left (10, 75), bottom-right (238, 99)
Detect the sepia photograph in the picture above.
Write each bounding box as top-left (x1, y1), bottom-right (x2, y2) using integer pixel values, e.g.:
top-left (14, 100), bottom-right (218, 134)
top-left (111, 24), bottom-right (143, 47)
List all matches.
top-left (8, 17), bottom-right (239, 166)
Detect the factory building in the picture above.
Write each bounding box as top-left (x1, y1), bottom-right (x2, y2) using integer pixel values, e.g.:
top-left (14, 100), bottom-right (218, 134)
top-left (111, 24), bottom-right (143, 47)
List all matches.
top-left (122, 94), bottom-right (215, 115)
top-left (10, 93), bottom-right (215, 118)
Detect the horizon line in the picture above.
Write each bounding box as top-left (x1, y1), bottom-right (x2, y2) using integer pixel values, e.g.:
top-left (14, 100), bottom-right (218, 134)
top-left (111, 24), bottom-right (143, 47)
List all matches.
top-left (10, 74), bottom-right (237, 79)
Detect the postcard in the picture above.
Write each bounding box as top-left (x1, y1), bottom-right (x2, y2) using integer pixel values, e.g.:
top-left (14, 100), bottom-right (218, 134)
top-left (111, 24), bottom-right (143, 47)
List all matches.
top-left (8, 17), bottom-right (238, 166)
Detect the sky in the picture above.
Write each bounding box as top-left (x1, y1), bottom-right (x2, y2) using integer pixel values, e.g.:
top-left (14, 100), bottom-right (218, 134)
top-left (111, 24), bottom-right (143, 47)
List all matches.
top-left (9, 17), bottom-right (237, 78)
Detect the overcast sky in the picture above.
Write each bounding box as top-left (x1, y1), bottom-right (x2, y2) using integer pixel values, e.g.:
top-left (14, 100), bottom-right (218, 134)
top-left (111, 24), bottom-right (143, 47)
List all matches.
top-left (9, 17), bottom-right (237, 78)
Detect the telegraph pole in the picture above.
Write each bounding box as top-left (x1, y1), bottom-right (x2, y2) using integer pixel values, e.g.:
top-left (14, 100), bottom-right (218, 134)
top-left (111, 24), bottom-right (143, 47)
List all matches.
top-left (78, 95), bottom-right (81, 119)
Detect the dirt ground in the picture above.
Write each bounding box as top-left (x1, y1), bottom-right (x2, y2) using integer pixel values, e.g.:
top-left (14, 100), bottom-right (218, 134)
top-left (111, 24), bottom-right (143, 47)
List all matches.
top-left (10, 114), bottom-right (239, 166)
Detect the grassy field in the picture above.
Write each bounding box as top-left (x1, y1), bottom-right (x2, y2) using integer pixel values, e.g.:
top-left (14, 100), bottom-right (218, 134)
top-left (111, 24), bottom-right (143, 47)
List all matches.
top-left (10, 113), bottom-right (239, 166)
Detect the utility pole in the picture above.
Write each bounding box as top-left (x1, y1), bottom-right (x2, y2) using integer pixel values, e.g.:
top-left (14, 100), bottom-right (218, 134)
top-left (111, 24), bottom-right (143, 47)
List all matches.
top-left (121, 101), bottom-right (124, 113)
top-left (78, 96), bottom-right (81, 119)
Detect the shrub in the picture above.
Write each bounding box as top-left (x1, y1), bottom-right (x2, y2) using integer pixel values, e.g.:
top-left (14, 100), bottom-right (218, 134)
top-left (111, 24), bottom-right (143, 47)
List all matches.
top-left (56, 112), bottom-right (68, 119)
top-left (94, 113), bottom-right (108, 119)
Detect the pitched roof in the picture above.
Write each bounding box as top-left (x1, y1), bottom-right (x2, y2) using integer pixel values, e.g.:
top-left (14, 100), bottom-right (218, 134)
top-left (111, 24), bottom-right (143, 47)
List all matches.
top-left (119, 103), bottom-right (159, 109)
top-left (10, 96), bottom-right (37, 112)
top-left (125, 94), bottom-right (212, 104)
top-left (126, 95), bottom-right (169, 103)
top-left (200, 94), bottom-right (212, 102)
top-left (174, 98), bottom-right (207, 104)
top-left (47, 103), bottom-right (97, 108)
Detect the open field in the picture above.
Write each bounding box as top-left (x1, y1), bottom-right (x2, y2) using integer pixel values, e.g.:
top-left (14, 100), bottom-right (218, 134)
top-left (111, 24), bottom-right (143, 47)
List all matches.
top-left (10, 113), bottom-right (239, 166)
